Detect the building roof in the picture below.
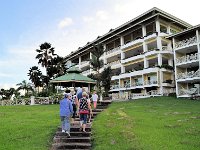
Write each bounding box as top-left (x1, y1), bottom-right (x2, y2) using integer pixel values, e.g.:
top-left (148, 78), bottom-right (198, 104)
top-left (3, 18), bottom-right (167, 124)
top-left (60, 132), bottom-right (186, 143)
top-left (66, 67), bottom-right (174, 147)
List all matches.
top-left (50, 66), bottom-right (96, 85)
top-left (167, 24), bottom-right (200, 38)
top-left (64, 7), bottom-right (192, 61)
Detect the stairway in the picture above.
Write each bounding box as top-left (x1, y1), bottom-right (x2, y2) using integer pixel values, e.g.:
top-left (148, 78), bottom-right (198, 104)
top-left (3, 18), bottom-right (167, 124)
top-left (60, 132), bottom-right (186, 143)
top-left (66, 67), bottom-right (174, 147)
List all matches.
top-left (51, 100), bottom-right (112, 150)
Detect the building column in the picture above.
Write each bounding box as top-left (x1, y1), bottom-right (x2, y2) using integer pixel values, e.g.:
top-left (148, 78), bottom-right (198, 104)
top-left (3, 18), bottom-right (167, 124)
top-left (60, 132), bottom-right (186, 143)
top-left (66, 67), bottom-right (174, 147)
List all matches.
top-left (102, 44), bottom-right (107, 65)
top-left (143, 41), bottom-right (147, 52)
top-left (155, 19), bottom-right (160, 33)
top-left (89, 52), bottom-right (92, 73)
top-left (120, 36), bottom-right (124, 46)
top-left (144, 57), bottom-right (149, 68)
top-left (121, 65), bottom-right (125, 73)
top-left (121, 51), bottom-right (125, 60)
top-left (79, 56), bottom-right (81, 69)
top-left (196, 30), bottom-right (200, 69)
top-left (142, 25), bottom-right (146, 37)
top-left (158, 53), bottom-right (162, 66)
top-left (168, 58), bottom-right (173, 66)
top-left (156, 36), bottom-right (162, 50)
top-left (167, 25), bottom-right (171, 34)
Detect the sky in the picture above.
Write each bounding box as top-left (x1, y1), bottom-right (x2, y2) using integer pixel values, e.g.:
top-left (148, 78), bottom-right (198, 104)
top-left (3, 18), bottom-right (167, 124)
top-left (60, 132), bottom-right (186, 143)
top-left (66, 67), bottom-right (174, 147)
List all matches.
top-left (0, 0), bottom-right (199, 89)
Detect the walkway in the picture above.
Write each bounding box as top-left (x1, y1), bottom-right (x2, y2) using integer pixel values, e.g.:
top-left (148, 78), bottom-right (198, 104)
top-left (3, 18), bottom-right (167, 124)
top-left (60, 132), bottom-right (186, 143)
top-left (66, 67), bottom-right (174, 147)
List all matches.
top-left (51, 100), bottom-right (112, 150)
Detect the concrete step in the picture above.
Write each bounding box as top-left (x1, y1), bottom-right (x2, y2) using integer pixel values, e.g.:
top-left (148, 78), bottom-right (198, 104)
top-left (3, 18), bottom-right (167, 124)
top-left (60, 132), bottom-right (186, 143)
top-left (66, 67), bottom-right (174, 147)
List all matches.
top-left (52, 142), bottom-right (91, 149)
top-left (56, 131), bottom-right (91, 137)
top-left (58, 127), bottom-right (91, 132)
top-left (53, 136), bottom-right (91, 143)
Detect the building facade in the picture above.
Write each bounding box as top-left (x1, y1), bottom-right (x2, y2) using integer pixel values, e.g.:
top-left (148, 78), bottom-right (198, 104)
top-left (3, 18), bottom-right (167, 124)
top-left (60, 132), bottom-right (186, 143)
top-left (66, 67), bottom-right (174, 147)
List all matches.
top-left (64, 7), bottom-right (194, 100)
top-left (169, 25), bottom-right (200, 98)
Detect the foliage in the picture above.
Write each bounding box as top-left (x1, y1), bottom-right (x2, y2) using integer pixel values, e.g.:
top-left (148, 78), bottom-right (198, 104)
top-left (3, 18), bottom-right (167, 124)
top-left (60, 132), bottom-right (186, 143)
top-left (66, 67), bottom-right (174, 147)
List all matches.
top-left (92, 97), bottom-right (200, 150)
top-left (0, 88), bottom-right (20, 100)
top-left (0, 105), bottom-right (59, 150)
top-left (27, 66), bottom-right (42, 89)
top-left (16, 80), bottom-right (34, 96)
top-left (100, 66), bottom-right (112, 97)
top-left (89, 43), bottom-right (104, 93)
top-left (35, 42), bottom-right (57, 85)
top-left (35, 42), bottom-right (67, 88)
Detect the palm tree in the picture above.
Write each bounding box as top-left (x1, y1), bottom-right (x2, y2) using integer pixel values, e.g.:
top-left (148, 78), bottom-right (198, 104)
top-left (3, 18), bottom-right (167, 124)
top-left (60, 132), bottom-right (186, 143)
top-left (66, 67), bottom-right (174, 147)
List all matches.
top-left (27, 66), bottom-right (42, 93)
top-left (16, 80), bottom-right (33, 96)
top-left (89, 43), bottom-right (104, 93)
top-left (47, 56), bottom-right (67, 79)
top-left (100, 66), bottom-right (112, 97)
top-left (35, 42), bottom-right (57, 85)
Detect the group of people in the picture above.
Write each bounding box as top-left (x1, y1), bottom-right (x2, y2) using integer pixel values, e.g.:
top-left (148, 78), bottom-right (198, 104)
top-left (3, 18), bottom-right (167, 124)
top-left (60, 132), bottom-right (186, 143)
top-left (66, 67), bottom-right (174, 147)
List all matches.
top-left (59, 88), bottom-right (98, 137)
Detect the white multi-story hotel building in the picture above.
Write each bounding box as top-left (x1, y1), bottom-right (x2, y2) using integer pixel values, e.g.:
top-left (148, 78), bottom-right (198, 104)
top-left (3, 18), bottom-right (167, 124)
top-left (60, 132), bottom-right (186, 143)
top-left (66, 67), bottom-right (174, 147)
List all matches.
top-left (64, 7), bottom-right (192, 100)
top-left (168, 25), bottom-right (200, 98)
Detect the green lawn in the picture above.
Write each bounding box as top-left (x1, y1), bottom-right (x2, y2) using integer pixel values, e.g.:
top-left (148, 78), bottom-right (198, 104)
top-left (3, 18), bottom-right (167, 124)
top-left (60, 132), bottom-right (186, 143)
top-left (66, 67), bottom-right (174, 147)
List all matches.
top-left (92, 97), bottom-right (200, 150)
top-left (0, 105), bottom-right (59, 150)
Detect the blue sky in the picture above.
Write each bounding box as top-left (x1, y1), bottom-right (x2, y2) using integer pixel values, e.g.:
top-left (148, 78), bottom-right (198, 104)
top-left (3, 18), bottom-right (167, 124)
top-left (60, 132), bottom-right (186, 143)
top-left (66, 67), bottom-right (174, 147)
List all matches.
top-left (0, 0), bottom-right (199, 89)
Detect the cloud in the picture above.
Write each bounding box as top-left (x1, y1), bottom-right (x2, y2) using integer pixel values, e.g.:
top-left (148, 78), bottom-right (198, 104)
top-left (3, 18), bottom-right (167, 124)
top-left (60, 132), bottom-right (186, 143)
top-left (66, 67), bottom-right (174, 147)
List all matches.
top-left (82, 16), bottom-right (94, 23)
top-left (96, 10), bottom-right (109, 20)
top-left (0, 73), bottom-right (12, 77)
top-left (58, 17), bottom-right (73, 29)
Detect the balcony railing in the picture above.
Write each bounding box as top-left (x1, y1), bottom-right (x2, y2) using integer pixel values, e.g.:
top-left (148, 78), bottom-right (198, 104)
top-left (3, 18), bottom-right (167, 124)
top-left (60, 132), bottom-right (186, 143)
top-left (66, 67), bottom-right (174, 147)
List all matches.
top-left (144, 80), bottom-right (158, 85)
top-left (106, 46), bottom-right (121, 55)
top-left (131, 90), bottom-right (160, 99)
top-left (162, 46), bottom-right (172, 51)
top-left (131, 82), bottom-right (143, 87)
top-left (111, 85), bottom-right (119, 90)
top-left (106, 60), bottom-right (120, 66)
top-left (120, 83), bottom-right (130, 88)
top-left (177, 69), bottom-right (200, 80)
top-left (176, 53), bottom-right (199, 64)
top-left (175, 36), bottom-right (197, 49)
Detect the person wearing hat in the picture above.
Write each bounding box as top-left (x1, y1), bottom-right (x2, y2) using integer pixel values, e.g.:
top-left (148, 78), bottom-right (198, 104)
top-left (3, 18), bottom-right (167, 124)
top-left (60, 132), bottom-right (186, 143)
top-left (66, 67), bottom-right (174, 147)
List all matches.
top-left (60, 93), bottom-right (73, 137)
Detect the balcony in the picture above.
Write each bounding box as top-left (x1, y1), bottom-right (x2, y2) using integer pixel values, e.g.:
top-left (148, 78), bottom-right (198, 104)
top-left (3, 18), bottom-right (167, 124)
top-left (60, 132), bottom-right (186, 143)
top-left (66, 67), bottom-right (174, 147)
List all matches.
top-left (144, 32), bottom-right (157, 41)
top-left (106, 46), bottom-right (121, 55)
top-left (120, 83), bottom-right (130, 89)
top-left (121, 38), bottom-right (143, 50)
top-left (121, 54), bottom-right (144, 64)
top-left (161, 46), bottom-right (173, 52)
top-left (176, 69), bottom-right (200, 81)
top-left (130, 90), bottom-right (160, 99)
top-left (111, 84), bottom-right (119, 90)
top-left (175, 36), bottom-right (197, 49)
top-left (105, 60), bottom-right (121, 70)
top-left (176, 53), bottom-right (199, 65)
top-left (144, 80), bottom-right (158, 86)
top-left (178, 85), bottom-right (200, 97)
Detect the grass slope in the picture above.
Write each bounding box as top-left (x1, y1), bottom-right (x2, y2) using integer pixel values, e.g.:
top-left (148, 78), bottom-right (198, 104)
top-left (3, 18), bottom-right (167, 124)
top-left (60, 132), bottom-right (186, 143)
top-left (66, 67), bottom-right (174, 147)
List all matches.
top-left (0, 105), bottom-right (59, 150)
top-left (92, 97), bottom-right (200, 150)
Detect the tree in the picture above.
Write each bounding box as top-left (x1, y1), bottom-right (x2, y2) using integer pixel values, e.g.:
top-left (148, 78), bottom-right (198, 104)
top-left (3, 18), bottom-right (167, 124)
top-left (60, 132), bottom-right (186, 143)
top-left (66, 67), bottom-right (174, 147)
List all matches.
top-left (89, 43), bottom-right (104, 93)
top-left (47, 56), bottom-right (67, 79)
top-left (27, 66), bottom-right (42, 92)
top-left (100, 66), bottom-right (112, 97)
top-left (35, 42), bottom-right (57, 85)
top-left (16, 80), bottom-right (33, 96)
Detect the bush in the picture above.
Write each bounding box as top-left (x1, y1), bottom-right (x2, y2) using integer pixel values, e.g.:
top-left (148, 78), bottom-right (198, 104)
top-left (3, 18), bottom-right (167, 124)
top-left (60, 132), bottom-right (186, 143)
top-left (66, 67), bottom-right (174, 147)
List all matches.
top-left (168, 93), bottom-right (176, 97)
